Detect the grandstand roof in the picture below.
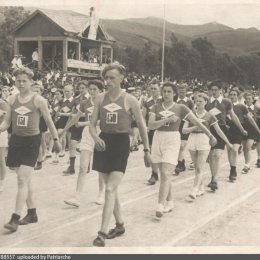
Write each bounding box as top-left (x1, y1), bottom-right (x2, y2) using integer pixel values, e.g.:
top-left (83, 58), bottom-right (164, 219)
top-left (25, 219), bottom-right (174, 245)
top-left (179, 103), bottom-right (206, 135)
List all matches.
top-left (14, 9), bottom-right (115, 42)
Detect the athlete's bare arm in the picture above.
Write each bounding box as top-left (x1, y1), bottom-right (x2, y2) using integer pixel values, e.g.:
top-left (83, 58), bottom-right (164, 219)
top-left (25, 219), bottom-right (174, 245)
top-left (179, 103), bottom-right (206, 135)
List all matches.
top-left (0, 95), bottom-right (16, 132)
top-left (127, 95), bottom-right (152, 167)
top-left (245, 113), bottom-right (260, 136)
top-left (35, 95), bottom-right (59, 140)
top-left (182, 120), bottom-right (198, 134)
top-left (186, 112), bottom-right (217, 147)
top-left (60, 110), bottom-right (86, 136)
top-left (229, 109), bottom-right (247, 135)
top-left (142, 106), bottom-right (147, 121)
top-left (90, 93), bottom-right (105, 151)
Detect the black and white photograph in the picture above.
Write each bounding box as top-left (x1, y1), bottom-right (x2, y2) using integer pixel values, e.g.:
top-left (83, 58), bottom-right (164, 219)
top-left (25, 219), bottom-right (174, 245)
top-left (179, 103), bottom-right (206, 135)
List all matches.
top-left (0, 0), bottom-right (260, 254)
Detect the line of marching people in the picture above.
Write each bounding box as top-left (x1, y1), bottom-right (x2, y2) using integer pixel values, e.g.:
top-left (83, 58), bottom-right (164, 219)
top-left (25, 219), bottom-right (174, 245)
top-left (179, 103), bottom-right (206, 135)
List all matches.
top-left (0, 64), bottom-right (259, 248)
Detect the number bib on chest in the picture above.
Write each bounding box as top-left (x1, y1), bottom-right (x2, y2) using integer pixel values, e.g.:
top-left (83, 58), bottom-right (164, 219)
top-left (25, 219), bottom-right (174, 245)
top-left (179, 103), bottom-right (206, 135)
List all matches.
top-left (209, 107), bottom-right (221, 116)
top-left (106, 112), bottom-right (118, 124)
top-left (159, 110), bottom-right (175, 127)
top-left (17, 115), bottom-right (28, 127)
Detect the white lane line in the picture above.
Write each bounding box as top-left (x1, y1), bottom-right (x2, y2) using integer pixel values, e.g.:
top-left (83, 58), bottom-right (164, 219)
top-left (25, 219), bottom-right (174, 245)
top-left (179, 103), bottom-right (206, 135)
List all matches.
top-left (7, 168), bottom-right (203, 247)
top-left (165, 181), bottom-right (260, 246)
top-left (0, 164), bottom-right (147, 205)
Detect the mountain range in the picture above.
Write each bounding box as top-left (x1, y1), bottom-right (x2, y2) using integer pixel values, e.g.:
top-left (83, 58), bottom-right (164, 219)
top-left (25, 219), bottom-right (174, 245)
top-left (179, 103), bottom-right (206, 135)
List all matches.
top-left (100, 17), bottom-right (260, 56)
top-left (2, 7), bottom-right (260, 57)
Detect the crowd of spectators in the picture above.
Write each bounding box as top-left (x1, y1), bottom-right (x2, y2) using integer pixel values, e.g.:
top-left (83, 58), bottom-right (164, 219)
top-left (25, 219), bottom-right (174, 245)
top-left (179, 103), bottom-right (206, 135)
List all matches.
top-left (0, 65), bottom-right (259, 107)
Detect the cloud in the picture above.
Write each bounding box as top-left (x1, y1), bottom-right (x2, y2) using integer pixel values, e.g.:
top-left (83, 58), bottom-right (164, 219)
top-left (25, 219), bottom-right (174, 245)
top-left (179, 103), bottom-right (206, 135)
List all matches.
top-left (2, 0), bottom-right (260, 29)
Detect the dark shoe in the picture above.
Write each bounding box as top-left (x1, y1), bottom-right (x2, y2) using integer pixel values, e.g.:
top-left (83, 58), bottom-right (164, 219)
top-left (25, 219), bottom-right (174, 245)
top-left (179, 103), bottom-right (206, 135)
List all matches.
top-left (242, 166), bottom-right (250, 174)
top-left (133, 145), bottom-right (139, 151)
top-left (93, 231), bottom-right (108, 247)
top-left (4, 213), bottom-right (20, 232)
top-left (147, 172), bottom-right (158, 185)
top-left (207, 180), bottom-right (213, 188)
top-left (256, 159), bottom-right (260, 168)
top-left (63, 166), bottom-right (75, 175)
top-left (175, 161), bottom-right (181, 175)
top-left (147, 176), bottom-right (156, 185)
top-left (175, 165), bottom-right (181, 175)
top-left (229, 175), bottom-right (236, 182)
top-left (209, 181), bottom-right (218, 191)
top-left (178, 164), bottom-right (186, 173)
top-left (107, 223), bottom-right (125, 239)
top-left (59, 152), bottom-right (65, 158)
top-left (19, 209), bottom-right (38, 225)
top-left (34, 161), bottom-right (42, 170)
top-left (229, 169), bottom-right (237, 182)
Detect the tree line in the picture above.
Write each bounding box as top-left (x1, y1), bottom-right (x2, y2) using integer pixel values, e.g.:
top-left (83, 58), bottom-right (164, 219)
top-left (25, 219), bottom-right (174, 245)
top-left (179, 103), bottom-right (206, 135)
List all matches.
top-left (114, 33), bottom-right (260, 88)
top-left (0, 7), bottom-right (260, 88)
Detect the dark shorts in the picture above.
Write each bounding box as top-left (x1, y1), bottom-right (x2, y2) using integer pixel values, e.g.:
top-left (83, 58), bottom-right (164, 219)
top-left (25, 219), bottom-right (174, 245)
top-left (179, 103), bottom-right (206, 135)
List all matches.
top-left (70, 125), bottom-right (84, 141)
top-left (7, 124), bottom-right (12, 134)
top-left (6, 134), bottom-right (41, 168)
top-left (242, 123), bottom-right (258, 141)
top-left (226, 124), bottom-right (243, 145)
top-left (55, 117), bottom-right (68, 130)
top-left (179, 120), bottom-right (189, 141)
top-left (131, 120), bottom-right (138, 128)
top-left (39, 117), bottom-right (48, 133)
top-left (211, 125), bottom-right (228, 150)
top-left (92, 132), bottom-right (130, 174)
top-left (148, 130), bottom-right (155, 146)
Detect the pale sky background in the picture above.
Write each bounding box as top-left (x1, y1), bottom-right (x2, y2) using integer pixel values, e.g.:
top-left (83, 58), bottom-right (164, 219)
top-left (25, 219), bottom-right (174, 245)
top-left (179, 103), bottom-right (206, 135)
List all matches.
top-left (1, 0), bottom-right (260, 29)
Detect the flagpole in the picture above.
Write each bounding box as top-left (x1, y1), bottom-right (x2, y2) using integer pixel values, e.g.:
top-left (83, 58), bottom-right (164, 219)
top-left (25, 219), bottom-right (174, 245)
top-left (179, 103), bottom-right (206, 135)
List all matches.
top-left (161, 4), bottom-right (166, 83)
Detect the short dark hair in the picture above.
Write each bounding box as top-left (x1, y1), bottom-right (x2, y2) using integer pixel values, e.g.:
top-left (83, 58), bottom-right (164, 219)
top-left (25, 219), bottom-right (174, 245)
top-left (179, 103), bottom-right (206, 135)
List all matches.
top-left (149, 77), bottom-right (160, 86)
top-left (178, 83), bottom-right (188, 89)
top-left (77, 80), bottom-right (88, 88)
top-left (244, 92), bottom-right (253, 98)
top-left (102, 63), bottom-right (126, 78)
top-left (13, 67), bottom-right (34, 79)
top-left (229, 89), bottom-right (240, 96)
top-left (55, 89), bottom-right (64, 96)
top-left (209, 80), bottom-right (222, 90)
top-left (162, 82), bottom-right (178, 101)
top-left (88, 80), bottom-right (104, 91)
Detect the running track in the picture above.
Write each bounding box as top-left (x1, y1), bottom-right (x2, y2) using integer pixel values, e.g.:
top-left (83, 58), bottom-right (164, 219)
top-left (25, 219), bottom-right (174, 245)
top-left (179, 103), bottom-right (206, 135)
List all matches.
top-left (0, 149), bottom-right (260, 253)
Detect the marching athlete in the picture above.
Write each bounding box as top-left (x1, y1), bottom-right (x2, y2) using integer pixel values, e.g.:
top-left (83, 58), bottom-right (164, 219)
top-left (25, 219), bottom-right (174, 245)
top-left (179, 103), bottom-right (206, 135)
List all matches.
top-left (205, 81), bottom-right (247, 191)
top-left (0, 96), bottom-right (8, 192)
top-left (175, 83), bottom-right (194, 174)
top-left (142, 78), bottom-right (161, 185)
top-left (241, 92), bottom-right (260, 173)
top-left (183, 93), bottom-right (232, 199)
top-left (63, 81), bottom-right (89, 175)
top-left (60, 80), bottom-right (105, 206)
top-left (0, 67), bottom-right (61, 232)
top-left (90, 63), bottom-right (152, 247)
top-left (149, 83), bottom-right (217, 217)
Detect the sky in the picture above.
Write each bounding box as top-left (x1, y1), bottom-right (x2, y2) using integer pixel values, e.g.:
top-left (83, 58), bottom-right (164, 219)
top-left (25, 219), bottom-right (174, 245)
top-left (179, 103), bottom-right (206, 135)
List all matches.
top-left (1, 0), bottom-right (260, 29)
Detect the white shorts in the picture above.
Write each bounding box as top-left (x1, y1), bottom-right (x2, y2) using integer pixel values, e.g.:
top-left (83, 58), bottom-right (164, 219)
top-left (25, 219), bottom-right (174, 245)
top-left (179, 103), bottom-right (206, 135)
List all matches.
top-left (0, 131), bottom-right (8, 147)
top-left (188, 133), bottom-right (210, 151)
top-left (80, 126), bottom-right (100, 152)
top-left (151, 131), bottom-right (181, 165)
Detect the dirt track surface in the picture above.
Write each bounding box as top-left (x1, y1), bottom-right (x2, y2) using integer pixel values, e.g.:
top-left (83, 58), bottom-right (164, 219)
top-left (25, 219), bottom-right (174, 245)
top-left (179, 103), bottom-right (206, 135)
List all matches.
top-left (0, 148), bottom-right (260, 253)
